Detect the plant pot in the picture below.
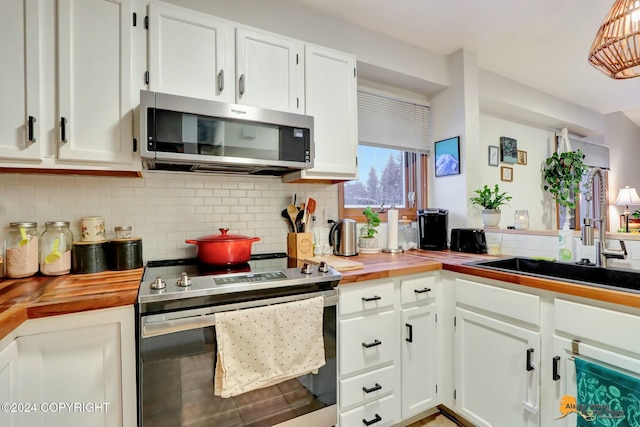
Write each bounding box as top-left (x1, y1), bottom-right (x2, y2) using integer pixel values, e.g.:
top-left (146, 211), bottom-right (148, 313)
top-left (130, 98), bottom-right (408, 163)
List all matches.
top-left (358, 236), bottom-right (379, 253)
top-left (482, 209), bottom-right (501, 228)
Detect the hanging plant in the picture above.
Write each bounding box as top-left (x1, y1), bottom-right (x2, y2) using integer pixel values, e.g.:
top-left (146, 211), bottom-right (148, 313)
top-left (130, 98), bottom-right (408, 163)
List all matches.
top-left (542, 150), bottom-right (587, 210)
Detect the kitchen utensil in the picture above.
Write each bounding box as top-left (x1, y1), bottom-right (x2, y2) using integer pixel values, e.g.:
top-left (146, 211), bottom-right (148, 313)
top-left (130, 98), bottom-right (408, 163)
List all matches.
top-left (19, 227), bottom-right (29, 246)
top-left (301, 197), bottom-right (310, 230)
top-left (306, 198), bottom-right (317, 218)
top-left (295, 209), bottom-right (305, 232)
top-left (186, 228), bottom-right (261, 265)
top-left (328, 219), bottom-right (358, 256)
top-left (287, 204), bottom-right (299, 231)
top-left (281, 208), bottom-right (294, 232)
top-left (45, 238), bottom-right (62, 264)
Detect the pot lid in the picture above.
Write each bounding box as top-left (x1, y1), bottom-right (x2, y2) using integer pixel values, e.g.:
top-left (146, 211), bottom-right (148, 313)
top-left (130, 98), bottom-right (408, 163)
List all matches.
top-left (192, 228), bottom-right (256, 242)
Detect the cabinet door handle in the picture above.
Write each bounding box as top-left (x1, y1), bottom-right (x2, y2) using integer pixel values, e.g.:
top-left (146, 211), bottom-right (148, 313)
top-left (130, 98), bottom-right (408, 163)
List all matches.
top-left (28, 116), bottom-right (37, 142)
top-left (362, 383), bottom-right (382, 393)
top-left (362, 414), bottom-right (382, 426)
top-left (239, 74), bottom-right (245, 96)
top-left (361, 295), bottom-right (381, 302)
top-left (552, 356), bottom-right (561, 381)
top-left (406, 323), bottom-right (413, 343)
top-left (362, 339), bottom-right (381, 349)
top-left (218, 69), bottom-right (224, 92)
top-left (60, 117), bottom-right (68, 143)
top-left (526, 348), bottom-right (534, 372)
top-left (414, 287), bottom-right (431, 294)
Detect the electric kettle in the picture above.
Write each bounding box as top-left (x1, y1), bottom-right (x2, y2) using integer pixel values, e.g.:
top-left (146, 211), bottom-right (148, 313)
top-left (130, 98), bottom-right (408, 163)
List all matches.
top-left (329, 219), bottom-right (358, 256)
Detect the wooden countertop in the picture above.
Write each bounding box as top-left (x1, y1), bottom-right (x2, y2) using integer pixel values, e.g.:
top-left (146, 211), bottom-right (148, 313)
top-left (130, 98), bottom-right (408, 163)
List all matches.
top-left (3, 248), bottom-right (640, 342)
top-left (0, 269), bottom-right (141, 340)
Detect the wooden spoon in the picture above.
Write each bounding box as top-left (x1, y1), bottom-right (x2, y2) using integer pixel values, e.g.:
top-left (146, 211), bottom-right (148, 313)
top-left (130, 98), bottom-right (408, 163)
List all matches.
top-left (287, 204), bottom-right (299, 232)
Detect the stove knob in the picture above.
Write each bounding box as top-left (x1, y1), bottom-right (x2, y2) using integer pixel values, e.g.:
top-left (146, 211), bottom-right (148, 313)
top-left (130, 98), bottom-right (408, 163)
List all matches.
top-left (150, 276), bottom-right (166, 290)
top-left (300, 262), bottom-right (314, 275)
top-left (318, 261), bottom-right (330, 273)
top-left (177, 272), bottom-right (192, 287)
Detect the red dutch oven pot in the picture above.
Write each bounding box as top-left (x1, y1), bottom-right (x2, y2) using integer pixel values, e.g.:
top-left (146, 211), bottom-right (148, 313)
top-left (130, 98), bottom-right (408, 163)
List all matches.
top-left (186, 228), bottom-right (261, 265)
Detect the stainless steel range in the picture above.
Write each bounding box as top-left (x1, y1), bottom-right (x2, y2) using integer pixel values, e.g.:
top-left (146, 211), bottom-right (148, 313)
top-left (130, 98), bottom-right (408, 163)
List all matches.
top-left (136, 253), bottom-right (341, 427)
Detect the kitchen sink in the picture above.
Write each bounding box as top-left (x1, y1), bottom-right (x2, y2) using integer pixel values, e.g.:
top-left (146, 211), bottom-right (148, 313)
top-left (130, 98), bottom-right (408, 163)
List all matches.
top-left (466, 257), bottom-right (640, 293)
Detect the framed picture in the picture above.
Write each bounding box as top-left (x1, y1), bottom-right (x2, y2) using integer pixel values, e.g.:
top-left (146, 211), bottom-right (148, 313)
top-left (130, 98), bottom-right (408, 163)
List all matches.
top-left (500, 136), bottom-right (518, 163)
top-left (517, 150), bottom-right (527, 165)
top-left (501, 166), bottom-right (513, 182)
top-left (434, 136), bottom-right (460, 177)
top-left (488, 145), bottom-right (499, 167)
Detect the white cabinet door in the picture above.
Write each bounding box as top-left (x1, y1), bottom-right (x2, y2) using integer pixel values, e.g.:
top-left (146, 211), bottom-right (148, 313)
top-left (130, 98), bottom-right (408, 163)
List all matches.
top-left (401, 303), bottom-right (437, 418)
top-left (0, 0), bottom-right (41, 161)
top-left (285, 45), bottom-right (357, 182)
top-left (236, 27), bottom-right (303, 113)
top-left (454, 307), bottom-right (540, 427)
top-left (0, 340), bottom-right (19, 427)
top-left (147, 2), bottom-right (234, 102)
top-left (16, 323), bottom-right (123, 427)
top-left (57, 0), bottom-right (134, 165)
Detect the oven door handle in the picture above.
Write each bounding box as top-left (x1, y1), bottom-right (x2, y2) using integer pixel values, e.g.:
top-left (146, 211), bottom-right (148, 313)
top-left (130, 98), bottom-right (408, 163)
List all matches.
top-left (143, 315), bottom-right (217, 338)
top-left (142, 291), bottom-right (338, 338)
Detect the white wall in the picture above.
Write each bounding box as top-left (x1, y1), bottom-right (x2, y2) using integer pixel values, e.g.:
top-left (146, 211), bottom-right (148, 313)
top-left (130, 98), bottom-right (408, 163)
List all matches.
top-left (475, 115), bottom-right (556, 230)
top-left (0, 172), bottom-right (339, 262)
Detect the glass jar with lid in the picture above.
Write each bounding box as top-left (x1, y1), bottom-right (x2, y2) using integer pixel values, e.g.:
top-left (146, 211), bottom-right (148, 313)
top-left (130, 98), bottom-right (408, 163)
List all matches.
top-left (399, 216), bottom-right (418, 250)
top-left (5, 222), bottom-right (39, 278)
top-left (40, 221), bottom-right (73, 276)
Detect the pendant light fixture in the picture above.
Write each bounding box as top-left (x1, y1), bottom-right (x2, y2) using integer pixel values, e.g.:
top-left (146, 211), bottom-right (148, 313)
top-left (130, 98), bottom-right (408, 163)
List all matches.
top-left (588, 0), bottom-right (640, 79)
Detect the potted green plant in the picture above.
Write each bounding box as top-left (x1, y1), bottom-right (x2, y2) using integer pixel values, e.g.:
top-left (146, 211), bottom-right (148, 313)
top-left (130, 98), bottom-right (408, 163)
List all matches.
top-left (542, 150), bottom-right (587, 228)
top-left (359, 206), bottom-right (381, 251)
top-left (470, 184), bottom-right (513, 228)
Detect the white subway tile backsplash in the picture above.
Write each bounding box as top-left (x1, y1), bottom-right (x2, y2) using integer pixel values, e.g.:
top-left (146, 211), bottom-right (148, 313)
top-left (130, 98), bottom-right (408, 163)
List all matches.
top-left (0, 172), bottom-right (339, 261)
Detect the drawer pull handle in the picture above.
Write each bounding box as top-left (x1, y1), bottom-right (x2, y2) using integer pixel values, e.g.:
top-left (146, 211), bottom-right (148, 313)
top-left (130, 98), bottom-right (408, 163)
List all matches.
top-left (28, 115), bottom-right (37, 142)
top-left (362, 383), bottom-right (382, 393)
top-left (363, 414), bottom-right (382, 426)
top-left (406, 323), bottom-right (413, 343)
top-left (526, 348), bottom-right (534, 372)
top-left (362, 339), bottom-right (381, 349)
top-left (552, 356), bottom-right (561, 381)
top-left (361, 295), bottom-right (381, 302)
top-left (60, 117), bottom-right (68, 142)
top-left (414, 287), bottom-right (431, 294)
top-left (218, 69), bottom-right (224, 92)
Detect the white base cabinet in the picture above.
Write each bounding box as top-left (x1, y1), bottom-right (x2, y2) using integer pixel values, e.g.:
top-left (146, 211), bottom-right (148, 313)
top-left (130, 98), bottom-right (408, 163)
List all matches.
top-left (0, 306), bottom-right (136, 427)
top-left (454, 277), bottom-right (541, 427)
top-left (337, 273), bottom-right (440, 426)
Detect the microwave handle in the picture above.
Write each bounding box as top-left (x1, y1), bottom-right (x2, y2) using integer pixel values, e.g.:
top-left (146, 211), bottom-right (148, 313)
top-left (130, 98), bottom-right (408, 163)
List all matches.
top-left (239, 74), bottom-right (245, 96)
top-left (218, 69), bottom-right (224, 93)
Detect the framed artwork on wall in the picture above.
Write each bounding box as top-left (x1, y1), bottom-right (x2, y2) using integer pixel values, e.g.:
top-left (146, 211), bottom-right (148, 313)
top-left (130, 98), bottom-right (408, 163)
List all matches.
top-left (488, 145), bottom-right (499, 166)
top-left (517, 150), bottom-right (527, 165)
top-left (500, 136), bottom-right (518, 163)
top-left (501, 166), bottom-right (513, 182)
top-left (435, 136), bottom-right (461, 177)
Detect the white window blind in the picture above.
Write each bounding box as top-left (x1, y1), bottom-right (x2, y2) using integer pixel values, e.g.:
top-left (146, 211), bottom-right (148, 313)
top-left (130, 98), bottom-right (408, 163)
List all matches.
top-left (357, 90), bottom-right (430, 154)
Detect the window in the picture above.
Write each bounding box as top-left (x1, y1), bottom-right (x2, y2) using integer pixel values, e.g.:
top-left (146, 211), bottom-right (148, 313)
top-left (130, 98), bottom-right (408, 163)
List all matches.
top-left (339, 90), bottom-right (430, 222)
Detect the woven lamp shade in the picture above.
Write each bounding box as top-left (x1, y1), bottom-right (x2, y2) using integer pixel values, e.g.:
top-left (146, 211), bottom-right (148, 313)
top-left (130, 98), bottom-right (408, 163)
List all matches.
top-left (588, 0), bottom-right (640, 79)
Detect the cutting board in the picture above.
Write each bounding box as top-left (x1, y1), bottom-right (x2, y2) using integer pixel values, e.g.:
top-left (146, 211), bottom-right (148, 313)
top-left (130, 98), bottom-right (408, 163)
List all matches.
top-left (304, 255), bottom-right (364, 271)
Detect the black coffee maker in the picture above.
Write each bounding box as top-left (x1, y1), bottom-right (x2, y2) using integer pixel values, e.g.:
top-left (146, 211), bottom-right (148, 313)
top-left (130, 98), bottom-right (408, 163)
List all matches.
top-left (417, 208), bottom-right (448, 250)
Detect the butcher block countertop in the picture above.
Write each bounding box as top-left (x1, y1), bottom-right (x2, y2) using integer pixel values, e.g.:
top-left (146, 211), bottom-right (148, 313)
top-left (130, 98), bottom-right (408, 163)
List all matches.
top-left (0, 269), bottom-right (142, 340)
top-left (2, 248), bottom-right (640, 341)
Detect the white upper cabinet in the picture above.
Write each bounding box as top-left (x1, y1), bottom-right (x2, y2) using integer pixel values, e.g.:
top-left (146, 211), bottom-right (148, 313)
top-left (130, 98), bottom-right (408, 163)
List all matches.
top-left (0, 0), bottom-right (40, 161)
top-left (235, 27), bottom-right (304, 114)
top-left (0, 0), bottom-right (138, 171)
top-left (147, 2), bottom-right (234, 102)
top-left (56, 0), bottom-right (135, 166)
top-left (284, 45), bottom-right (358, 182)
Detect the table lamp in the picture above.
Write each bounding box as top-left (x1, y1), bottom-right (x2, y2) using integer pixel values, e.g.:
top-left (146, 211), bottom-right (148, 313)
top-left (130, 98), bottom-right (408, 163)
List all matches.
top-left (614, 186), bottom-right (640, 232)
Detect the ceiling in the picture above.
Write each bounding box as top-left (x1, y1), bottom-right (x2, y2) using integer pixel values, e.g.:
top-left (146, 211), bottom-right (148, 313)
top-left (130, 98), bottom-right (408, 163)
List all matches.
top-left (277, 0), bottom-right (640, 128)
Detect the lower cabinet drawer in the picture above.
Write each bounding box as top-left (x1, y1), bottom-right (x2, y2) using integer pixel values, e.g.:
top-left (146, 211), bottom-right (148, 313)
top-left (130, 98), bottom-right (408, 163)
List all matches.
top-left (339, 364), bottom-right (396, 409)
top-left (339, 393), bottom-right (399, 427)
top-left (339, 310), bottom-right (395, 376)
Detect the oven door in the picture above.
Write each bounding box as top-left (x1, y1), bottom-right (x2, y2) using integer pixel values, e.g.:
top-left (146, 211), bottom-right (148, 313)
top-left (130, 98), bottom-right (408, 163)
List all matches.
top-left (138, 290), bottom-right (337, 427)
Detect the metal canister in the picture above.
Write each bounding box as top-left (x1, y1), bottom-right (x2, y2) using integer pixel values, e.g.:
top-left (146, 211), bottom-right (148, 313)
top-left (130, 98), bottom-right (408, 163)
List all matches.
top-left (108, 238), bottom-right (143, 270)
top-left (72, 241), bottom-right (108, 274)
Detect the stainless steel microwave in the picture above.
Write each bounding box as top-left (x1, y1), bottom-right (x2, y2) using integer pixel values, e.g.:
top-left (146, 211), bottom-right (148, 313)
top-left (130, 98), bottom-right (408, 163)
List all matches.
top-left (139, 90), bottom-right (314, 175)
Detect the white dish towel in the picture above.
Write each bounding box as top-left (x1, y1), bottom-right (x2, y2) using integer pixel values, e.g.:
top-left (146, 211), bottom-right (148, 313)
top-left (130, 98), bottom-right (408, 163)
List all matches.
top-left (214, 296), bottom-right (326, 398)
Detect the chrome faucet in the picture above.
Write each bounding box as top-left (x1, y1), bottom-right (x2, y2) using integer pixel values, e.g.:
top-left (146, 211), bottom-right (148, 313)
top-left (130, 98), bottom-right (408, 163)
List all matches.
top-left (582, 167), bottom-right (627, 267)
